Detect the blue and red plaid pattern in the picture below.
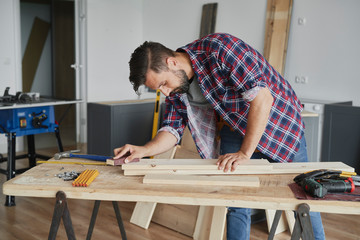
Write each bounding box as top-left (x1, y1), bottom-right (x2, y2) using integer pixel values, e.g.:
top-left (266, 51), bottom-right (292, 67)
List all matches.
top-left (161, 33), bottom-right (304, 163)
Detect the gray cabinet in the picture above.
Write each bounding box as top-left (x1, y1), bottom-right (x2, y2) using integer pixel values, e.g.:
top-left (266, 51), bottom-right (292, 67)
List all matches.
top-left (321, 104), bottom-right (360, 173)
top-left (87, 100), bottom-right (156, 156)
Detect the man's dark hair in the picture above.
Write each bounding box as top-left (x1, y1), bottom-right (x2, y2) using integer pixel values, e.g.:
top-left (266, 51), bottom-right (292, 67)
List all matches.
top-left (129, 41), bottom-right (175, 94)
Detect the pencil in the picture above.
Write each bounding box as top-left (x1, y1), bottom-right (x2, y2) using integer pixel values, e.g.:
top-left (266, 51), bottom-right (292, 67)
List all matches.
top-left (84, 170), bottom-right (99, 187)
top-left (79, 170), bottom-right (93, 186)
top-left (72, 169), bottom-right (89, 186)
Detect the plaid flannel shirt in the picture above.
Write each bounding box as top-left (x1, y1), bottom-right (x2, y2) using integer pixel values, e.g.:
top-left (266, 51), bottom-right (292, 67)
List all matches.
top-left (159, 33), bottom-right (304, 163)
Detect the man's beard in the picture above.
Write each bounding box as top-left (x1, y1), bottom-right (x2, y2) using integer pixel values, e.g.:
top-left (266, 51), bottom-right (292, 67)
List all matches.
top-left (171, 69), bottom-right (190, 94)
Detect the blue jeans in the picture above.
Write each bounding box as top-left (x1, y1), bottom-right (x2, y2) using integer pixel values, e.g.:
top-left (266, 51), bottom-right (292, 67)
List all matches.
top-left (220, 125), bottom-right (325, 240)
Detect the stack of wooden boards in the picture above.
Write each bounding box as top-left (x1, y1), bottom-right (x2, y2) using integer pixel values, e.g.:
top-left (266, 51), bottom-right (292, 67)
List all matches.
top-left (122, 158), bottom-right (354, 177)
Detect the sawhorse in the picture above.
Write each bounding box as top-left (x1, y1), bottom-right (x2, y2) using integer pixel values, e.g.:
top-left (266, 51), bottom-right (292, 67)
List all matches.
top-left (49, 191), bottom-right (127, 240)
top-left (268, 203), bottom-right (315, 240)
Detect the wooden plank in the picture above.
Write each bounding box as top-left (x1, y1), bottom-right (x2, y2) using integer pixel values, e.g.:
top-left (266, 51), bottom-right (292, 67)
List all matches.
top-left (285, 210), bottom-right (295, 233)
top-left (130, 202), bottom-right (157, 229)
top-left (180, 127), bottom-right (199, 154)
top-left (193, 206), bottom-right (213, 240)
top-left (122, 159), bottom-right (271, 170)
top-left (209, 206), bottom-right (227, 240)
top-left (123, 161), bottom-right (354, 176)
top-left (271, 161), bottom-right (354, 173)
top-left (199, 3), bottom-right (218, 38)
top-left (265, 209), bottom-right (288, 235)
top-left (154, 146), bottom-right (178, 159)
top-left (143, 174), bottom-right (260, 187)
top-left (263, 0), bottom-right (293, 75)
top-left (152, 204), bottom-right (199, 237)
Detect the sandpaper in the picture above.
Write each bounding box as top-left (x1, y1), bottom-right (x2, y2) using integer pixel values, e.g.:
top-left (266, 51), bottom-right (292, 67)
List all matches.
top-left (106, 152), bottom-right (140, 166)
top-left (289, 183), bottom-right (360, 201)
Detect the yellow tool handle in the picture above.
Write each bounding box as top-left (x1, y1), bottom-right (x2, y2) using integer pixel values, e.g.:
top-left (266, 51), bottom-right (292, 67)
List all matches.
top-left (37, 161), bottom-right (106, 166)
top-left (150, 90), bottom-right (161, 159)
top-left (152, 89), bottom-right (161, 139)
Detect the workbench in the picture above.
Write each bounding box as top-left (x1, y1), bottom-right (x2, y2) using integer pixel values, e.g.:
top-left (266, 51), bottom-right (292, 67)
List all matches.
top-left (3, 159), bottom-right (360, 239)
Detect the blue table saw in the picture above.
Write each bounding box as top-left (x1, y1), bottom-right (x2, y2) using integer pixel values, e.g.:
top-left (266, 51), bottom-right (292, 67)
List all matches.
top-left (0, 105), bottom-right (64, 206)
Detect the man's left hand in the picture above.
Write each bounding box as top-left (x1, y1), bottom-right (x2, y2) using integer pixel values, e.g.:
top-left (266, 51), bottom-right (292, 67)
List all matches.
top-left (216, 151), bottom-right (251, 172)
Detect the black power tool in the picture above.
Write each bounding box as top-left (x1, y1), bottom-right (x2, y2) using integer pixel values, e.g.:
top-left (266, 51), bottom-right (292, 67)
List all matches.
top-left (294, 169), bottom-right (358, 198)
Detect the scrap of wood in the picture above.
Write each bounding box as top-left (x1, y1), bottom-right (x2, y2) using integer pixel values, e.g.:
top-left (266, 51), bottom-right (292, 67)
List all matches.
top-left (143, 174), bottom-right (260, 187)
top-left (130, 202), bottom-right (157, 229)
top-left (152, 204), bottom-right (198, 237)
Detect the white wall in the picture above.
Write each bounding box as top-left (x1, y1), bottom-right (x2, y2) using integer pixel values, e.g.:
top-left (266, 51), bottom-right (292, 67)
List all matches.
top-left (86, 0), bottom-right (143, 102)
top-left (86, 0), bottom-right (360, 106)
top-left (285, 0), bottom-right (360, 106)
top-left (0, 0), bottom-right (22, 153)
top-left (142, 0), bottom-right (266, 51)
top-left (0, 0), bottom-right (21, 95)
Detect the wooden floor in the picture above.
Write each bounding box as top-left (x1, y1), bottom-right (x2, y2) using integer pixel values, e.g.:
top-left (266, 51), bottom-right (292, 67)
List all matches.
top-left (1, 147), bottom-right (360, 239)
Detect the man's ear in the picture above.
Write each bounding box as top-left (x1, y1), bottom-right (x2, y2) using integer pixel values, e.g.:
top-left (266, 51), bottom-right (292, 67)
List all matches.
top-left (166, 57), bottom-right (178, 70)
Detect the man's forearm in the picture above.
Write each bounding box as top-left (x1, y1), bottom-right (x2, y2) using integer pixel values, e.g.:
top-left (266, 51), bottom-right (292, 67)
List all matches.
top-left (143, 131), bottom-right (178, 156)
top-left (240, 87), bottom-right (273, 157)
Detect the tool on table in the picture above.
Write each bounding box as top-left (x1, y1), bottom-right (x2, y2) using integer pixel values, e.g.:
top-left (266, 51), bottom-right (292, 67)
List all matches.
top-left (54, 150), bottom-right (111, 162)
top-left (55, 171), bottom-right (80, 181)
top-left (72, 169), bottom-right (99, 187)
top-left (106, 151), bottom-right (140, 166)
top-left (294, 169), bottom-right (359, 198)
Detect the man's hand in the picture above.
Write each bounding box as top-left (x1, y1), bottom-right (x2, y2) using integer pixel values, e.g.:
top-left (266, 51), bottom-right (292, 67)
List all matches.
top-left (113, 144), bottom-right (148, 163)
top-left (113, 131), bottom-right (178, 163)
top-left (216, 151), bottom-right (251, 172)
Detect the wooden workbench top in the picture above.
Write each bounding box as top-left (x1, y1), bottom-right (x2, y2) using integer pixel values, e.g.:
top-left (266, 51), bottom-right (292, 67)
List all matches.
top-left (3, 159), bottom-right (360, 215)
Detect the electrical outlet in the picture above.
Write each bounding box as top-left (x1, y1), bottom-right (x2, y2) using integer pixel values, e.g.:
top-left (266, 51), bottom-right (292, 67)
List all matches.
top-left (294, 76), bottom-right (309, 84)
top-left (298, 17), bottom-right (306, 25)
top-left (301, 76), bottom-right (308, 84)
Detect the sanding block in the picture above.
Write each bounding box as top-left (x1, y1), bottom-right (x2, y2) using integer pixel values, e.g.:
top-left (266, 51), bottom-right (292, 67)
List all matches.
top-left (106, 152), bottom-right (140, 166)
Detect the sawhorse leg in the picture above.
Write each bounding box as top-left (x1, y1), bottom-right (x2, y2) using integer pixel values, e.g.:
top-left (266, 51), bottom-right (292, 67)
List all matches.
top-left (5, 132), bottom-right (16, 206)
top-left (49, 191), bottom-right (76, 240)
top-left (86, 200), bottom-right (127, 240)
top-left (27, 135), bottom-right (36, 168)
top-left (55, 127), bottom-right (64, 152)
top-left (267, 203), bottom-right (315, 240)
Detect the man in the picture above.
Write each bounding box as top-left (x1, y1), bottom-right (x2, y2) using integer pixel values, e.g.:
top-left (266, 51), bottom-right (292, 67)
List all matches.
top-left (114, 33), bottom-right (325, 240)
